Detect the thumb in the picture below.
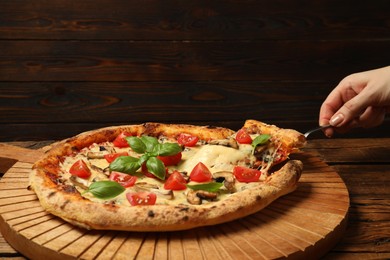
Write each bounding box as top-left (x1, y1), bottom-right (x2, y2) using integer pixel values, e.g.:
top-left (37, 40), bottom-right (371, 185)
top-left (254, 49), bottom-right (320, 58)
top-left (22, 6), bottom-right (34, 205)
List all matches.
top-left (329, 93), bottom-right (370, 127)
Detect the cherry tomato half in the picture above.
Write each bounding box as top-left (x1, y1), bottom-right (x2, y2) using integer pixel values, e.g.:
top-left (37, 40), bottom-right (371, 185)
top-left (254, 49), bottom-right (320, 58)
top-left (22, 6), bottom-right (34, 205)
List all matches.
top-left (157, 152), bottom-right (182, 166)
top-left (233, 166), bottom-right (261, 183)
top-left (109, 171), bottom-right (137, 188)
top-left (177, 133), bottom-right (199, 147)
top-left (235, 129), bottom-right (252, 144)
top-left (189, 162), bottom-right (212, 182)
top-left (164, 170), bottom-right (187, 190)
top-left (69, 159), bottom-right (91, 179)
top-left (113, 131), bottom-right (132, 148)
top-left (104, 152), bottom-right (129, 163)
top-left (126, 192), bottom-right (157, 206)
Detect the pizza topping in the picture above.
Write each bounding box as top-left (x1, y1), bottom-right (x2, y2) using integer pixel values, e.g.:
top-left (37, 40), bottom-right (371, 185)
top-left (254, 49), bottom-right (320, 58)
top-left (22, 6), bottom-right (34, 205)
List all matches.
top-left (69, 175), bottom-right (91, 190)
top-left (164, 170), bottom-right (187, 190)
top-left (177, 133), bottom-right (199, 147)
top-left (104, 152), bottom-right (129, 163)
top-left (134, 182), bottom-right (174, 199)
top-left (186, 190), bottom-right (218, 205)
top-left (212, 171), bottom-right (236, 192)
top-left (208, 137), bottom-right (238, 149)
top-left (87, 151), bottom-right (106, 159)
top-left (109, 172), bottom-right (137, 188)
top-left (189, 162), bottom-right (212, 182)
top-left (157, 152), bottom-right (182, 166)
top-left (85, 181), bottom-right (125, 200)
top-left (126, 192), bottom-right (157, 206)
top-left (90, 164), bottom-right (110, 176)
top-left (113, 131), bottom-right (132, 148)
top-left (251, 134), bottom-right (271, 154)
top-left (233, 166), bottom-right (262, 183)
top-left (109, 136), bottom-right (182, 180)
top-left (235, 128), bottom-right (253, 144)
top-left (186, 182), bottom-right (223, 192)
top-left (69, 160), bottom-right (91, 179)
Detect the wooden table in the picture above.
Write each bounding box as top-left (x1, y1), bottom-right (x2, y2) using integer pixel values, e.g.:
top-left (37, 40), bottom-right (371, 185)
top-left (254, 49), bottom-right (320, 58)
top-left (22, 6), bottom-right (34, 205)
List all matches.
top-left (0, 138), bottom-right (389, 259)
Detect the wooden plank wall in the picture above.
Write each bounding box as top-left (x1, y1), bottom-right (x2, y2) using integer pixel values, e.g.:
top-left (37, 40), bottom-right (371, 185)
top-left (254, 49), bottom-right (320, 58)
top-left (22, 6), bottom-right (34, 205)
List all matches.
top-left (0, 0), bottom-right (389, 141)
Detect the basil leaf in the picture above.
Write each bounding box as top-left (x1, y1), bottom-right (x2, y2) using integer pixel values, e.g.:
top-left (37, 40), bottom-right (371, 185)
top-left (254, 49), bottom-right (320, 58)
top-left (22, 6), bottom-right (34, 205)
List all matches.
top-left (109, 156), bottom-right (140, 174)
top-left (252, 134), bottom-right (270, 148)
top-left (127, 136), bottom-right (146, 154)
top-left (146, 157), bottom-right (166, 180)
top-left (138, 154), bottom-right (150, 165)
top-left (155, 143), bottom-right (182, 156)
top-left (86, 181), bottom-right (125, 200)
top-left (140, 136), bottom-right (159, 152)
top-left (186, 182), bottom-right (223, 192)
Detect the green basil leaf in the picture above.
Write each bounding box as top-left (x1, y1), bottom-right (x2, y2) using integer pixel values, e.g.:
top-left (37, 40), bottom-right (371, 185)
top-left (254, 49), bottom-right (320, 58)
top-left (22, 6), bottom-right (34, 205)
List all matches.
top-left (127, 136), bottom-right (146, 154)
top-left (138, 154), bottom-right (150, 165)
top-left (140, 136), bottom-right (159, 152)
top-left (109, 156), bottom-right (140, 174)
top-left (252, 134), bottom-right (270, 148)
top-left (156, 142), bottom-right (182, 156)
top-left (146, 157), bottom-right (166, 180)
top-left (186, 182), bottom-right (223, 192)
top-left (86, 181), bottom-right (125, 200)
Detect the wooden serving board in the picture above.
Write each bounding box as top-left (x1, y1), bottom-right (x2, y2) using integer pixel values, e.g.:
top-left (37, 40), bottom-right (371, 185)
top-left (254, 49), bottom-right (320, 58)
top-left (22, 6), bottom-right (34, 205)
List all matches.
top-left (0, 146), bottom-right (349, 259)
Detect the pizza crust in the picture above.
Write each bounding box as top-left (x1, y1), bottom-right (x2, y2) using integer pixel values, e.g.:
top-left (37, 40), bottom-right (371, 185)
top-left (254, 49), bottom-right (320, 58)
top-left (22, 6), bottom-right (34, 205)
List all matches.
top-left (29, 120), bottom-right (304, 232)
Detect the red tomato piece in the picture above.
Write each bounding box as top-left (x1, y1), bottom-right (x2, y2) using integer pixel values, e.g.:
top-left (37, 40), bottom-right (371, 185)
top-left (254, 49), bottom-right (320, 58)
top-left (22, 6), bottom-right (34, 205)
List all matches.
top-left (69, 159), bottom-right (91, 179)
top-left (157, 152), bottom-right (182, 166)
top-left (126, 192), bottom-right (157, 206)
top-left (235, 128), bottom-right (252, 144)
top-left (164, 171), bottom-right (187, 190)
top-left (189, 162), bottom-right (212, 182)
top-left (113, 131), bottom-right (132, 148)
top-left (177, 133), bottom-right (199, 147)
top-left (233, 166), bottom-right (261, 183)
top-left (109, 171), bottom-right (137, 188)
top-left (104, 152), bottom-right (129, 163)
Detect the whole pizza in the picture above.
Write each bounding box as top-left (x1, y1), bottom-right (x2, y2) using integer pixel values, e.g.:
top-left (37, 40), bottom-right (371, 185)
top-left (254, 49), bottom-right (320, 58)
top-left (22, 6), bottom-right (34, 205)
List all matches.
top-left (29, 120), bottom-right (306, 231)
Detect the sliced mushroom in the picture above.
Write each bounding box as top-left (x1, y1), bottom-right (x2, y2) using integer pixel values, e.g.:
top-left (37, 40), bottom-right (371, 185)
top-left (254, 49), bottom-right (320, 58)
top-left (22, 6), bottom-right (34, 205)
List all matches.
top-left (186, 190), bottom-right (218, 205)
top-left (134, 182), bottom-right (174, 200)
top-left (87, 151), bottom-right (106, 159)
top-left (69, 176), bottom-right (91, 190)
top-left (208, 137), bottom-right (238, 149)
top-left (91, 164), bottom-right (111, 177)
top-left (134, 182), bottom-right (159, 191)
top-left (150, 188), bottom-right (174, 200)
top-left (99, 145), bottom-right (116, 153)
top-left (213, 171), bottom-right (236, 193)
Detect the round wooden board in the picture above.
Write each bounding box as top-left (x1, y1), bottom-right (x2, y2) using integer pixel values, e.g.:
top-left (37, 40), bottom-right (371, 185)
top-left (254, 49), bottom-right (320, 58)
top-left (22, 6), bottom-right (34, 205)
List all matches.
top-left (0, 151), bottom-right (349, 259)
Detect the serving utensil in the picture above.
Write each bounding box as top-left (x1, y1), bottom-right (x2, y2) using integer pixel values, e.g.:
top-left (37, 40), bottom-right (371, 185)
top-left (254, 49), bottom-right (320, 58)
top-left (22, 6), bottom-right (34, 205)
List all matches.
top-left (304, 124), bottom-right (331, 138)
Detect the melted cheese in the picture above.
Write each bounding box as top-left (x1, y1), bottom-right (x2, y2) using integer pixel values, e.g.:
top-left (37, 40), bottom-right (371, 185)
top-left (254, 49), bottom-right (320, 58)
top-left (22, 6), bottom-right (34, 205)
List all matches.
top-left (177, 144), bottom-right (254, 173)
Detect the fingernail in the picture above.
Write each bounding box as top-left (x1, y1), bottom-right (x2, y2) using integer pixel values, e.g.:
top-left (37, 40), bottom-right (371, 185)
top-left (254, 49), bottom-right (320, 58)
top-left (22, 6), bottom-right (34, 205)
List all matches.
top-left (330, 114), bottom-right (344, 126)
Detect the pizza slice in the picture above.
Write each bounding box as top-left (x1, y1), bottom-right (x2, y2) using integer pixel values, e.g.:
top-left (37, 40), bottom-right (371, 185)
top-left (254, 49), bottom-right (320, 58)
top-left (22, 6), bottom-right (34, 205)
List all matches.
top-left (29, 120), bottom-right (306, 231)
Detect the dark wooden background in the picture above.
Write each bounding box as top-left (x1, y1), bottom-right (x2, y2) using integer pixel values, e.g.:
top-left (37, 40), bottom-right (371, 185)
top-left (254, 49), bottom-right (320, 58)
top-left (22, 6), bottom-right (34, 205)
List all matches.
top-left (1, 0), bottom-right (389, 141)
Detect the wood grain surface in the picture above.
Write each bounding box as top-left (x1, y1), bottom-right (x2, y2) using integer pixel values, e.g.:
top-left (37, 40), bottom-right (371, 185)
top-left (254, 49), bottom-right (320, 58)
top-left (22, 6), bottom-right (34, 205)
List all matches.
top-left (1, 1), bottom-right (389, 141)
top-left (0, 149), bottom-right (348, 259)
top-left (1, 138), bottom-right (390, 259)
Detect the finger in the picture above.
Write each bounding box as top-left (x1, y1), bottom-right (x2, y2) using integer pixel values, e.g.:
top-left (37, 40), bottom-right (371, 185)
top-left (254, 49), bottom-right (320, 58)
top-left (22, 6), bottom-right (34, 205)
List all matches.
top-left (329, 89), bottom-right (371, 127)
top-left (323, 127), bottom-right (334, 138)
top-left (319, 87), bottom-right (345, 126)
top-left (357, 106), bottom-right (386, 128)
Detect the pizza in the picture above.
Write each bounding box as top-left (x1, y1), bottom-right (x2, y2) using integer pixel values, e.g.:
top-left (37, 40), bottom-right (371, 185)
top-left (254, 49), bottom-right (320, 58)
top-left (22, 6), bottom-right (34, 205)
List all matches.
top-left (29, 119), bottom-right (306, 231)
